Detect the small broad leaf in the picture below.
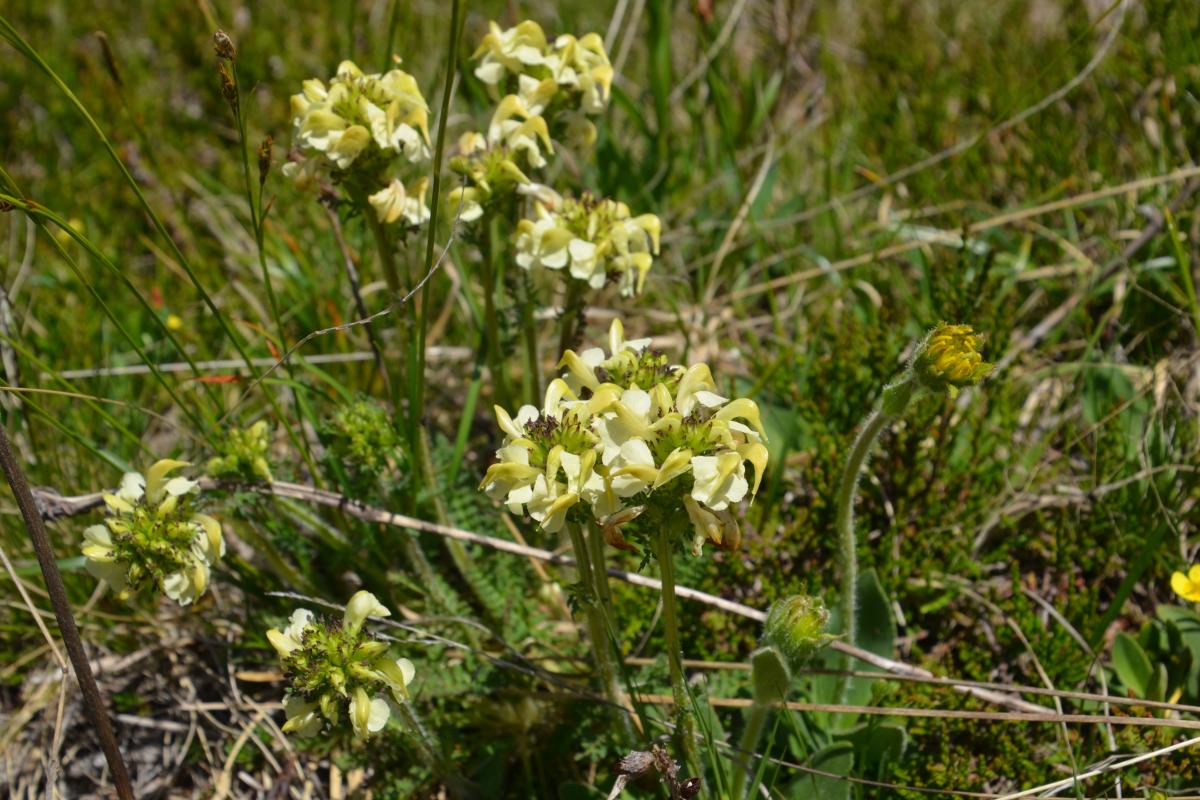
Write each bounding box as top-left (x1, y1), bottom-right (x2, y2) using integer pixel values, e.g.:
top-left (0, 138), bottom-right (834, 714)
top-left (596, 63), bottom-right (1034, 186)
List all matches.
top-left (1112, 631), bottom-right (1153, 698)
top-left (785, 742), bottom-right (853, 800)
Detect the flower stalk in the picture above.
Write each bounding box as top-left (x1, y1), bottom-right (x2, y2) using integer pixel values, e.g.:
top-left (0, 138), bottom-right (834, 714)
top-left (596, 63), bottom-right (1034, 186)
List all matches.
top-left (832, 323), bottom-right (992, 702)
top-left (655, 526), bottom-right (700, 775)
top-left (566, 521), bottom-right (633, 740)
top-left (832, 373), bottom-right (915, 702)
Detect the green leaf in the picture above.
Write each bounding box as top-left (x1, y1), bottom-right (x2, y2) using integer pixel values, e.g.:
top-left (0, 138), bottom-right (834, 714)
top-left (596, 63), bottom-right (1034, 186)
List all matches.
top-left (785, 742), bottom-right (853, 800)
top-left (1112, 631), bottom-right (1153, 698)
top-left (835, 723), bottom-right (908, 778)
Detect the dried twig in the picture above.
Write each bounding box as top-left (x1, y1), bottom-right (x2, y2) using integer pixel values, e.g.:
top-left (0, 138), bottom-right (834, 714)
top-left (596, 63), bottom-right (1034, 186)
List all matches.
top-left (33, 479), bottom-right (1046, 714)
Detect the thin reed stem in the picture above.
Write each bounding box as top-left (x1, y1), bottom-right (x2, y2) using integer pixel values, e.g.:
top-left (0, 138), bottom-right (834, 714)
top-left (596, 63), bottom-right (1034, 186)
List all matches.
top-left (0, 424), bottom-right (135, 800)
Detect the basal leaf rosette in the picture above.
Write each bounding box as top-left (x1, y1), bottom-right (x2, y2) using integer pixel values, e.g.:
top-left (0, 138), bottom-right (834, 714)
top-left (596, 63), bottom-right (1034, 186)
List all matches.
top-left (515, 193), bottom-right (661, 296)
top-left (80, 459), bottom-right (224, 606)
top-left (269, 591), bottom-right (416, 741)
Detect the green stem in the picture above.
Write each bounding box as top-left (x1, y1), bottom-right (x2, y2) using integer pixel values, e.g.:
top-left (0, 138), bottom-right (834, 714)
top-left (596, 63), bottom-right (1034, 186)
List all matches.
top-left (655, 528), bottom-right (700, 775)
top-left (520, 272), bottom-right (541, 406)
top-left (832, 372), bottom-right (916, 703)
top-left (359, 196), bottom-right (410, 426)
top-left (567, 522), bottom-right (630, 739)
top-left (230, 64), bottom-right (322, 483)
top-left (480, 218), bottom-right (511, 409)
top-left (731, 702), bottom-right (770, 800)
top-left (414, 0), bottom-right (464, 434)
top-left (558, 278), bottom-right (586, 357)
top-left (586, 521), bottom-right (638, 741)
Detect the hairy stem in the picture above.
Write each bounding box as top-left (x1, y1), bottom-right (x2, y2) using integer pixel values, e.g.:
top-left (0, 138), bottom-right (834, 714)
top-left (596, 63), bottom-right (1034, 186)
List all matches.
top-left (731, 701), bottom-right (770, 800)
top-left (520, 272), bottom-right (541, 406)
top-left (655, 527), bottom-right (700, 775)
top-left (832, 372), bottom-right (916, 703)
top-left (567, 522), bottom-right (630, 739)
top-left (557, 278), bottom-right (586, 357)
top-left (0, 424), bottom-right (134, 800)
top-left (479, 216), bottom-right (511, 409)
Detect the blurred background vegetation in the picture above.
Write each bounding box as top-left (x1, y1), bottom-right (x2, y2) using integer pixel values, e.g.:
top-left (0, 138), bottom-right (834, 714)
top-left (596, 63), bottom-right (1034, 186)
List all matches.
top-left (1, 0), bottom-right (1199, 796)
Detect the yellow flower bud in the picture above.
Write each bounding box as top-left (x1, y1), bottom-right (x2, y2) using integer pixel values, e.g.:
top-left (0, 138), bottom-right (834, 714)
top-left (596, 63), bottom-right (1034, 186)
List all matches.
top-left (913, 323), bottom-right (994, 396)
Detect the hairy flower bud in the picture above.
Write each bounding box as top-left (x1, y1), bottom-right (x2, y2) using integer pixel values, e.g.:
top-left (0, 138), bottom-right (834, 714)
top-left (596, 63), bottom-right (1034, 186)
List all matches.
top-left (913, 323), bottom-right (994, 397)
top-left (762, 594), bottom-right (835, 671)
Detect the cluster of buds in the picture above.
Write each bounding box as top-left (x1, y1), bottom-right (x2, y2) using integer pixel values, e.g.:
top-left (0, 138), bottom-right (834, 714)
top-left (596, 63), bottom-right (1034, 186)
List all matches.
top-left (515, 192), bottom-right (661, 297)
top-left (81, 460), bottom-right (224, 606)
top-left (762, 594), bottom-right (836, 672)
top-left (284, 60), bottom-right (431, 228)
top-left (447, 22), bottom-right (615, 225)
top-left (269, 591), bottom-right (416, 740)
top-left (912, 323), bottom-right (994, 397)
top-left (480, 320), bottom-right (767, 556)
top-left (206, 420), bottom-right (274, 483)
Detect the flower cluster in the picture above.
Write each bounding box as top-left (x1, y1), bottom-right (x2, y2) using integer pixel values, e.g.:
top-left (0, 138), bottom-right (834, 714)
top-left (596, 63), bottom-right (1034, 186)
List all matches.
top-left (913, 323), bottom-right (994, 396)
top-left (515, 192), bottom-right (661, 296)
top-left (447, 22), bottom-right (615, 224)
top-left (473, 21), bottom-right (613, 124)
top-left (206, 420), bottom-right (273, 483)
top-left (480, 321), bottom-right (767, 554)
top-left (269, 591), bottom-right (416, 740)
top-left (81, 460), bottom-right (224, 606)
top-left (284, 60), bottom-right (431, 228)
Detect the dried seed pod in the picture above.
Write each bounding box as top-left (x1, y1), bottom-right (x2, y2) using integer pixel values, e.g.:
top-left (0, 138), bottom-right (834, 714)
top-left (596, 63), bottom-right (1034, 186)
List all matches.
top-left (212, 30), bottom-right (236, 60)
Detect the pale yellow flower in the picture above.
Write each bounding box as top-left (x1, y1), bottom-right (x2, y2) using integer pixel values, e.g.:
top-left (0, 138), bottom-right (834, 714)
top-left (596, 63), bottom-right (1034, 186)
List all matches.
top-left (81, 459), bottom-right (223, 605)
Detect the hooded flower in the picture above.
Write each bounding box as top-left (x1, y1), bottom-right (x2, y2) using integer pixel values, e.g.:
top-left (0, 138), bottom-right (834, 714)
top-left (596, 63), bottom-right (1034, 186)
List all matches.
top-left (80, 459), bottom-right (224, 605)
top-left (550, 33), bottom-right (613, 115)
top-left (472, 22), bottom-right (614, 119)
top-left (368, 177), bottom-right (431, 226)
top-left (481, 320), bottom-right (768, 554)
top-left (478, 379), bottom-right (610, 533)
top-left (473, 21), bottom-right (550, 86)
top-left (285, 59), bottom-right (431, 192)
top-left (487, 95), bottom-right (555, 169)
top-left (270, 590), bottom-right (417, 741)
top-left (514, 193), bottom-right (661, 296)
top-left (446, 133), bottom-right (537, 223)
